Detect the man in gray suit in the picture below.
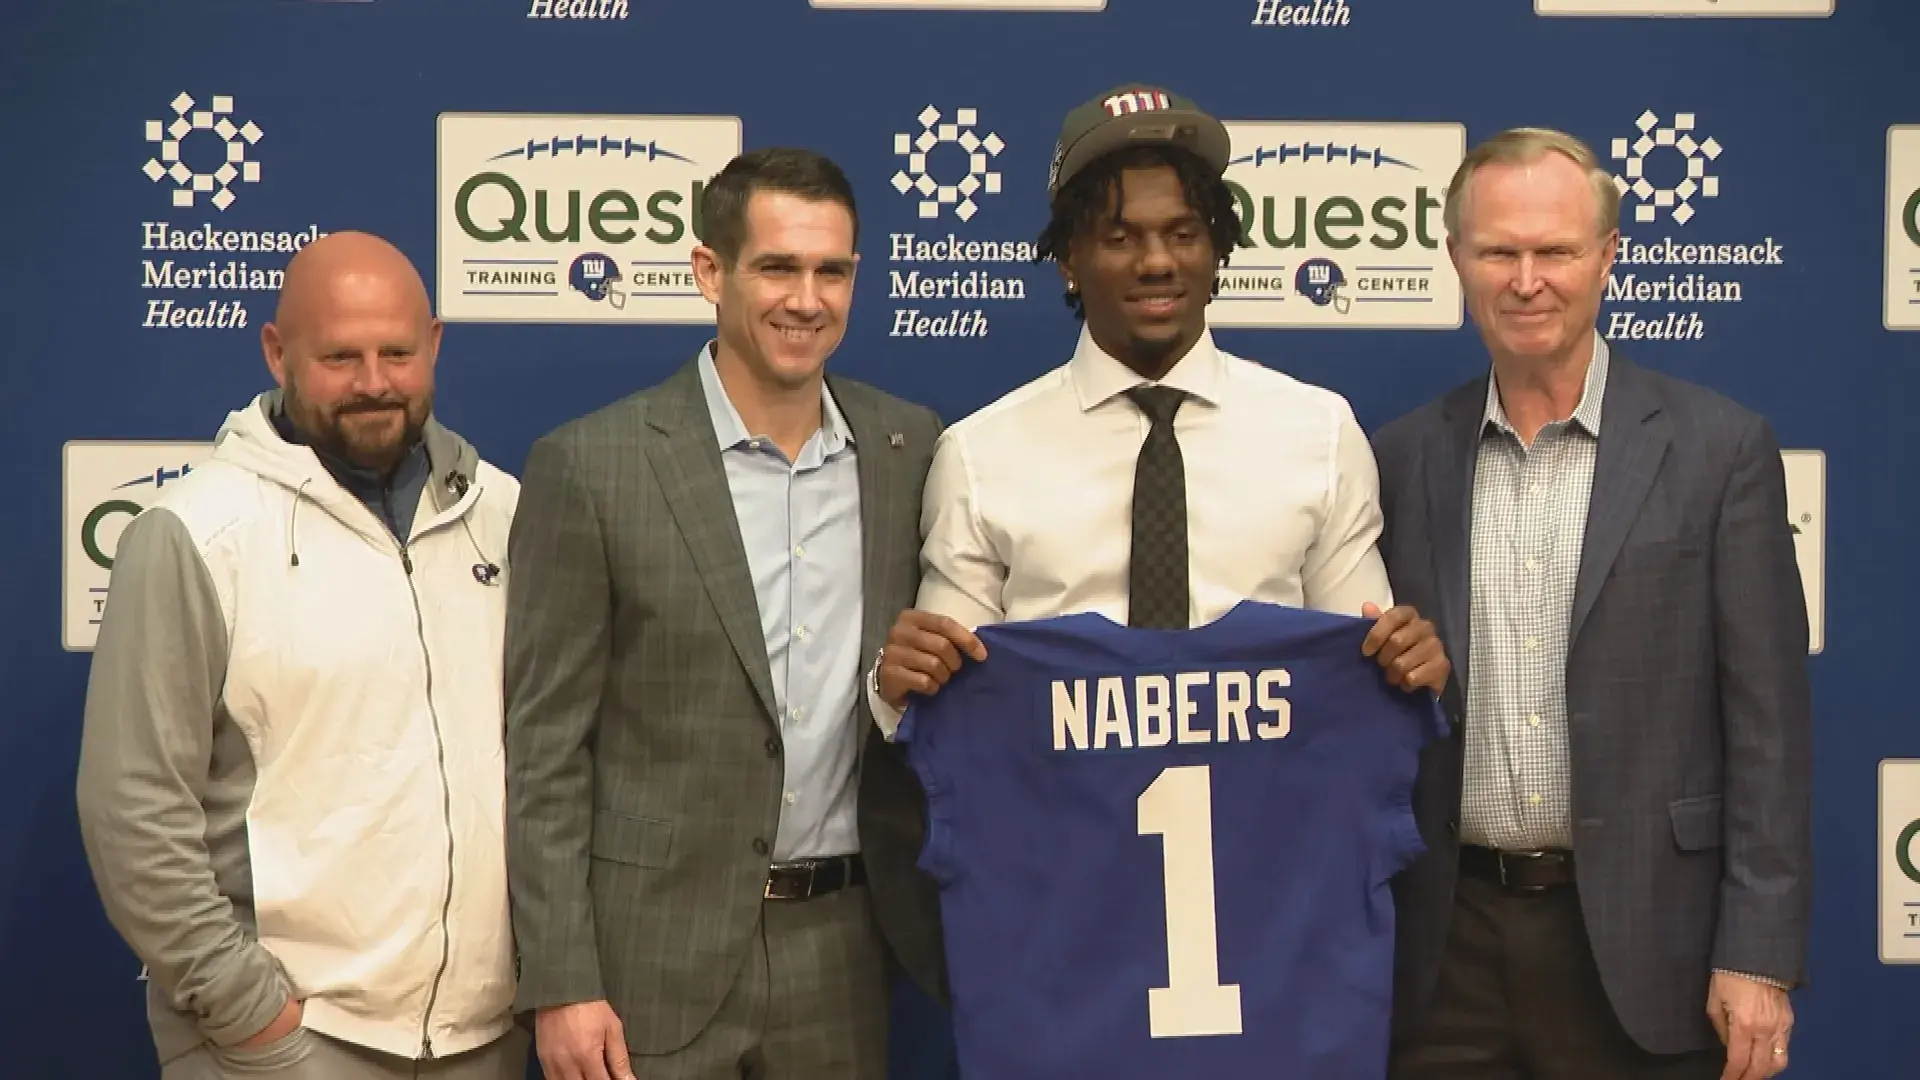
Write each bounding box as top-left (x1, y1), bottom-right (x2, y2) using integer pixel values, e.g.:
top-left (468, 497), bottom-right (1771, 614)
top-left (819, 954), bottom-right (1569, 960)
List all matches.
top-left (1373, 128), bottom-right (1811, 1080)
top-left (502, 147), bottom-right (946, 1080)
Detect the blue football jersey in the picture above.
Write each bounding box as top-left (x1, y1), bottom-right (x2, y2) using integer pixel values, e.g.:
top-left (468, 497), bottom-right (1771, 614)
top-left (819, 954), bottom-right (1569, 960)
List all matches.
top-left (897, 600), bottom-right (1448, 1080)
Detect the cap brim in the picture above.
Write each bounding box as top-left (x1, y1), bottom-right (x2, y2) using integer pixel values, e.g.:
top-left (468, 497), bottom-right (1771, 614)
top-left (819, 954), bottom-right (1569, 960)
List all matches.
top-left (1052, 109), bottom-right (1232, 194)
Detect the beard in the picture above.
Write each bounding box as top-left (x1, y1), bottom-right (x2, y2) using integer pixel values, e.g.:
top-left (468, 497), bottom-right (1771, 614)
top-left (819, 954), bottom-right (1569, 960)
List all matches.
top-left (285, 383), bottom-right (430, 472)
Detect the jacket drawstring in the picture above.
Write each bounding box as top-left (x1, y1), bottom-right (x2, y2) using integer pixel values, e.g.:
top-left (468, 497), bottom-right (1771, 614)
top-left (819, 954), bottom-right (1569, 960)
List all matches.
top-left (287, 477), bottom-right (313, 567)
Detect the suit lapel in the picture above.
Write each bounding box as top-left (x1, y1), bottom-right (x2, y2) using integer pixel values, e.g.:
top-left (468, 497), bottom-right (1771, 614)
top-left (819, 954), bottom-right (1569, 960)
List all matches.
top-left (1568, 357), bottom-right (1670, 648)
top-left (645, 362), bottom-right (780, 726)
top-left (830, 376), bottom-right (897, 669)
top-left (1426, 377), bottom-right (1487, 697)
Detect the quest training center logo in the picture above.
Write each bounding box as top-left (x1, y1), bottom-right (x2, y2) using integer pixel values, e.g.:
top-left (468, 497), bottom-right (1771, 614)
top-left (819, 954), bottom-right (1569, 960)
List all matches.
top-left (139, 92), bottom-right (325, 332)
top-left (1880, 758), bottom-right (1920, 965)
top-left (884, 104), bottom-right (1050, 341)
top-left (1213, 121), bottom-right (1464, 330)
top-left (437, 113), bottom-right (742, 325)
top-left (1778, 449), bottom-right (1824, 655)
top-left (1882, 125), bottom-right (1920, 331)
top-left (62, 441), bottom-right (215, 651)
top-left (1602, 110), bottom-right (1784, 344)
top-left (1537, 0), bottom-right (1831, 14)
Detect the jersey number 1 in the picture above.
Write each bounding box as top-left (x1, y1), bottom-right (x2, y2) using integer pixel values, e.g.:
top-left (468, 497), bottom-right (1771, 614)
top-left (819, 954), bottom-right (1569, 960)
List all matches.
top-left (1137, 764), bottom-right (1245, 1038)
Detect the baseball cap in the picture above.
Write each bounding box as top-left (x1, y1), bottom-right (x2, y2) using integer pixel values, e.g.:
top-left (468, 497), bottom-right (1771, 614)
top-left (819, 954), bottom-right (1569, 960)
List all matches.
top-left (1047, 84), bottom-right (1232, 197)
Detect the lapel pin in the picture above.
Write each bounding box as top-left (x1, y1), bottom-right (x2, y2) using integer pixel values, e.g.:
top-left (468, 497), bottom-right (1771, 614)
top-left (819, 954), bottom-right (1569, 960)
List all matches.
top-left (888, 432), bottom-right (905, 449)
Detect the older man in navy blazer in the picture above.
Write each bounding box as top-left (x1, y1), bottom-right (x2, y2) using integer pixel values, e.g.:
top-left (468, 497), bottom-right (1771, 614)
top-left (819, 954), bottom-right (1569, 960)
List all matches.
top-left (1374, 127), bottom-right (1811, 1080)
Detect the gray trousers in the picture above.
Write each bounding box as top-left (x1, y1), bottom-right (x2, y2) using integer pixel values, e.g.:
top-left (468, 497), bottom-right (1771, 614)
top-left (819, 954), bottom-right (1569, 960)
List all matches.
top-left (162, 1025), bottom-right (529, 1079)
top-left (631, 883), bottom-right (887, 1080)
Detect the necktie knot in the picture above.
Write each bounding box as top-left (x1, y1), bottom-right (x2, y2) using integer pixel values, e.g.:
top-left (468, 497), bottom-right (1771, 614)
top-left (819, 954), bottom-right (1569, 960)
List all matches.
top-left (1126, 385), bottom-right (1186, 426)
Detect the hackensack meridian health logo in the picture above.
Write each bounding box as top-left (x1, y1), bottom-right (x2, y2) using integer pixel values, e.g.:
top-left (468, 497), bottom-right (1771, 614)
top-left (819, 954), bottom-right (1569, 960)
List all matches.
top-left (1883, 126), bottom-right (1920, 330)
top-left (63, 441), bottom-right (216, 651)
top-left (1214, 121), bottom-right (1464, 330)
top-left (886, 105), bottom-right (1038, 340)
top-left (1880, 758), bottom-right (1920, 964)
top-left (437, 112), bottom-right (742, 324)
top-left (1604, 110), bottom-right (1783, 344)
top-left (139, 92), bottom-right (325, 332)
top-left (1537, 0), bottom-right (1831, 14)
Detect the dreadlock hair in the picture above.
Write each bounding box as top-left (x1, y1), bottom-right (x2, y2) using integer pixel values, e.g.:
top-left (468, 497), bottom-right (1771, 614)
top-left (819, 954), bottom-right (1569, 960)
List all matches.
top-left (1033, 143), bottom-right (1241, 318)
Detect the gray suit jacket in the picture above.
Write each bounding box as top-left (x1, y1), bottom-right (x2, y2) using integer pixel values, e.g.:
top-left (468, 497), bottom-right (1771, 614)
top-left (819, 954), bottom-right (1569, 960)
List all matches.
top-left (501, 356), bottom-right (947, 1055)
top-left (1371, 352), bottom-right (1812, 1056)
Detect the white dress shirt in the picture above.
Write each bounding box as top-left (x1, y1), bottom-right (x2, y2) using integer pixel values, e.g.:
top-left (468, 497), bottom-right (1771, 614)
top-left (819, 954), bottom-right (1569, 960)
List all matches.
top-left (870, 324), bottom-right (1394, 734)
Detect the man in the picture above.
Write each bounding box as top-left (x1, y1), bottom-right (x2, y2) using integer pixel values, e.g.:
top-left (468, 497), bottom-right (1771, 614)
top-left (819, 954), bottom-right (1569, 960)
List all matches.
top-left (503, 147), bottom-right (946, 1080)
top-left (873, 85), bottom-right (1450, 731)
top-left (1373, 128), bottom-right (1811, 1080)
top-left (75, 231), bottom-right (526, 1078)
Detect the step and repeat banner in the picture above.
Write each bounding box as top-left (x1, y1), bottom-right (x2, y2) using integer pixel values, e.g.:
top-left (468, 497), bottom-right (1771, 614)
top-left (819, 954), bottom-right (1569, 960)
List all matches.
top-left (1, 0), bottom-right (1915, 1076)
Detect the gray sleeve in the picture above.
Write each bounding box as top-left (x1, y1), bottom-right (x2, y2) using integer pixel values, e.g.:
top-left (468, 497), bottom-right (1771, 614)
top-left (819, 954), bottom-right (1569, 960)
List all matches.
top-left (74, 507), bottom-right (293, 1046)
top-left (503, 433), bottom-right (611, 1010)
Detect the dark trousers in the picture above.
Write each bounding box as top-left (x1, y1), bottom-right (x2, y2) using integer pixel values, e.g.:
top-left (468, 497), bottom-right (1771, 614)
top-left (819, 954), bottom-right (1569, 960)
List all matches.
top-left (1390, 863), bottom-right (1723, 1080)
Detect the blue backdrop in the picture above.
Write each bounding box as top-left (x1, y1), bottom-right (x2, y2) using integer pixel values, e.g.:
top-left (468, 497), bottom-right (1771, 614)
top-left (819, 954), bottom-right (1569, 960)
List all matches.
top-left (2, 1), bottom-right (1915, 1076)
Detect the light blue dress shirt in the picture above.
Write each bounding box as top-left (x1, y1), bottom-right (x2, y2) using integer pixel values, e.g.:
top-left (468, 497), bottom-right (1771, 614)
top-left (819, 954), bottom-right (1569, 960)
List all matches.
top-left (698, 346), bottom-right (864, 862)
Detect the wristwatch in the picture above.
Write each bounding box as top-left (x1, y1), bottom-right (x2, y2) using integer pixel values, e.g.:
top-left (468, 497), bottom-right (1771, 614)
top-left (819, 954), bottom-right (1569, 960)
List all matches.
top-left (867, 646), bottom-right (886, 700)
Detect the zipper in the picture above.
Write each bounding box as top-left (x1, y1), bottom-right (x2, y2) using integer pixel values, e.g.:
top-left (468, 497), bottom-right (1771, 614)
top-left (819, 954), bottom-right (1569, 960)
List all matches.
top-left (384, 518), bottom-right (456, 1062)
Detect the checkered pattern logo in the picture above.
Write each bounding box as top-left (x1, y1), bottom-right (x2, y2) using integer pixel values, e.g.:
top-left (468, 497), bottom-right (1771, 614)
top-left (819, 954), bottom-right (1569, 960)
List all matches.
top-left (891, 106), bottom-right (1004, 222)
top-left (1611, 110), bottom-right (1720, 227)
top-left (142, 93), bottom-right (262, 211)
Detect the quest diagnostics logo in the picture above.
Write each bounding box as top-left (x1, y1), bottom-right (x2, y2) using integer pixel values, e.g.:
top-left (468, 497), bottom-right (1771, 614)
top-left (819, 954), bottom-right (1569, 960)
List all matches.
top-left (1883, 126), bottom-right (1920, 330)
top-left (1880, 759), bottom-right (1920, 964)
top-left (1214, 121), bottom-right (1464, 329)
top-left (437, 112), bottom-right (742, 324)
top-left (1538, 0), bottom-right (1830, 14)
top-left (63, 441), bottom-right (215, 651)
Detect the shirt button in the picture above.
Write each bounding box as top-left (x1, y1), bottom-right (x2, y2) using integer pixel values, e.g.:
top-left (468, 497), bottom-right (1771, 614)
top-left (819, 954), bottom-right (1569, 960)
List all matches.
top-left (1524, 636), bottom-right (1538, 650)
top-left (752, 838), bottom-right (769, 856)
top-left (793, 545), bottom-right (805, 558)
top-left (784, 792), bottom-right (797, 806)
top-left (793, 625), bottom-right (808, 640)
top-left (1528, 793), bottom-right (1543, 806)
top-left (1524, 558), bottom-right (1540, 572)
top-left (764, 737), bottom-right (780, 758)
top-left (1528, 713), bottom-right (1541, 728)
top-left (790, 706), bottom-right (805, 721)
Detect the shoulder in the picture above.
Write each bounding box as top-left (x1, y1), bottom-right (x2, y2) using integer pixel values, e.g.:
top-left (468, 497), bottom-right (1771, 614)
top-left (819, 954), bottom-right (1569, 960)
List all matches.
top-left (827, 374), bottom-right (942, 440)
top-left (531, 389), bottom-right (658, 458)
top-left (943, 363), bottom-right (1075, 445)
top-left (1374, 375), bottom-right (1481, 459)
top-left (1620, 355), bottom-right (1767, 440)
top-left (146, 457), bottom-right (275, 556)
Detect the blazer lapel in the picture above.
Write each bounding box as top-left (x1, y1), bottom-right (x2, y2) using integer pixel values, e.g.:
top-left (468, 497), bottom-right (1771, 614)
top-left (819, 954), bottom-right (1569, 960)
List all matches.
top-left (645, 362), bottom-right (780, 726)
top-left (1426, 377), bottom-right (1487, 699)
top-left (1568, 358), bottom-right (1670, 648)
top-left (829, 376), bottom-right (898, 668)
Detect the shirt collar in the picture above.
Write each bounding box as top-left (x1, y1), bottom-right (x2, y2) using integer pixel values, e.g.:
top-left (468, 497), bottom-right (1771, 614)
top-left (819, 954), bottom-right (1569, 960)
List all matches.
top-left (1067, 323), bottom-right (1224, 412)
top-left (697, 341), bottom-right (853, 453)
top-left (1482, 332), bottom-right (1610, 438)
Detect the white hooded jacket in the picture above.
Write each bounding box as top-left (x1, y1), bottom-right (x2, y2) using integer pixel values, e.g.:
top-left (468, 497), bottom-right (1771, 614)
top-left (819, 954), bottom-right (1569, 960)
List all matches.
top-left (76, 391), bottom-right (520, 1063)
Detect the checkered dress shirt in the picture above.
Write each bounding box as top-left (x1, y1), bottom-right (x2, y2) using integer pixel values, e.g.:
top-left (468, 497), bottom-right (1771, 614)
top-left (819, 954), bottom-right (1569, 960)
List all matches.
top-left (1460, 337), bottom-right (1609, 852)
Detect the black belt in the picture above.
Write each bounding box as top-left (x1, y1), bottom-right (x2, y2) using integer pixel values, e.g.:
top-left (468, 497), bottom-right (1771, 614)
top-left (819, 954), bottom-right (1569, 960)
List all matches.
top-left (1460, 845), bottom-right (1576, 891)
top-left (763, 854), bottom-right (865, 901)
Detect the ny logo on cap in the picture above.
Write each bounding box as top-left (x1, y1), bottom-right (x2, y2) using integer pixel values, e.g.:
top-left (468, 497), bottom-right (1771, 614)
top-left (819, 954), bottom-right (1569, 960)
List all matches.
top-left (1103, 89), bottom-right (1172, 118)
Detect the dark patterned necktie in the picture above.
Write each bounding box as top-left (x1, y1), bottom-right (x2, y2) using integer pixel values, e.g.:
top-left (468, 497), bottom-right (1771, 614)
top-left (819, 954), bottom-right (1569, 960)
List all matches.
top-left (1125, 385), bottom-right (1189, 629)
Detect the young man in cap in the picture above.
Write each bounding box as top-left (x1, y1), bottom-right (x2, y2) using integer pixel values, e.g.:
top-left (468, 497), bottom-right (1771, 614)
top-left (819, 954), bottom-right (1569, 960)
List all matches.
top-left (868, 83), bottom-right (1450, 723)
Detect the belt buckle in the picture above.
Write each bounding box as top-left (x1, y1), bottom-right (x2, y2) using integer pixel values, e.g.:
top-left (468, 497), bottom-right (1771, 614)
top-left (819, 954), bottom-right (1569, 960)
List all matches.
top-left (763, 860), bottom-right (818, 901)
top-left (1498, 850), bottom-right (1549, 892)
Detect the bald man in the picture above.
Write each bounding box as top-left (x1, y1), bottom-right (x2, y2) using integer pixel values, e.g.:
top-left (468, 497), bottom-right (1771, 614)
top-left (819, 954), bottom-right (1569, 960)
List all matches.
top-left (76, 231), bottom-right (529, 1079)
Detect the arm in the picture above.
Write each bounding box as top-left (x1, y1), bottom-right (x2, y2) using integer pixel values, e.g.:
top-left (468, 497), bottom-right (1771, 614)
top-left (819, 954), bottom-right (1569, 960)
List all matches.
top-left (1709, 416), bottom-right (1813, 987)
top-left (1302, 401), bottom-right (1395, 616)
top-left (503, 433), bottom-right (613, 1010)
top-left (867, 428), bottom-right (1004, 737)
top-left (75, 508), bottom-right (292, 1047)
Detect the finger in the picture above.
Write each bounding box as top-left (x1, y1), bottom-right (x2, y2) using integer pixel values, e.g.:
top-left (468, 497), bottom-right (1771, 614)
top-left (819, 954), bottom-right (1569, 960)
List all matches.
top-left (1743, 1032), bottom-right (1777, 1080)
top-left (1707, 999), bottom-right (1730, 1047)
top-left (1361, 602), bottom-right (1382, 619)
top-left (1721, 1019), bottom-right (1754, 1080)
top-left (583, 1041), bottom-right (615, 1080)
top-left (1389, 638), bottom-right (1445, 686)
top-left (608, 1039), bottom-right (636, 1080)
top-left (1402, 655), bottom-right (1453, 694)
top-left (890, 639), bottom-right (961, 684)
top-left (1361, 607), bottom-right (1409, 656)
top-left (935, 616), bottom-right (988, 662)
top-left (540, 1049), bottom-right (584, 1080)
